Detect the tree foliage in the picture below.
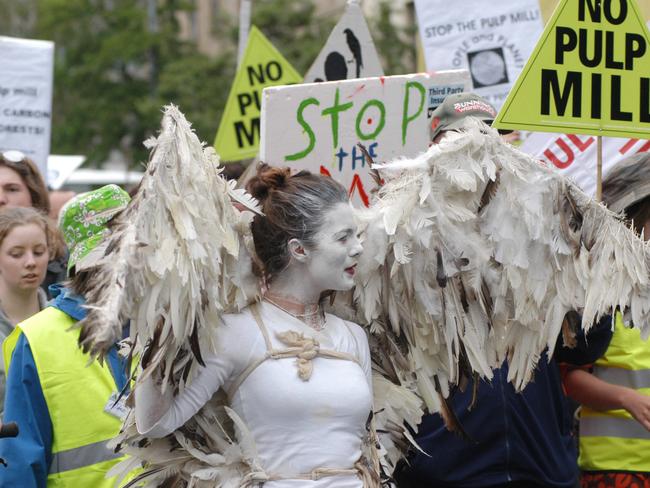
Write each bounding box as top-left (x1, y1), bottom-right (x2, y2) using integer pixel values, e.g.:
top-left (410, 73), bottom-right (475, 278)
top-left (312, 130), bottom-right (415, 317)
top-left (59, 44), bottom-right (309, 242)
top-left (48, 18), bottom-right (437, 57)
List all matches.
top-left (371, 1), bottom-right (417, 76)
top-left (0, 0), bottom-right (415, 168)
top-left (251, 0), bottom-right (335, 76)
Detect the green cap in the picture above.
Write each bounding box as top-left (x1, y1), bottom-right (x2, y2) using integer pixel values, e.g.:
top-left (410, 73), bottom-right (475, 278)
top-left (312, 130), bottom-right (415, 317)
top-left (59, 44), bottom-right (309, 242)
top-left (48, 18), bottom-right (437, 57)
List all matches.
top-left (59, 184), bottom-right (131, 271)
top-left (429, 92), bottom-right (511, 141)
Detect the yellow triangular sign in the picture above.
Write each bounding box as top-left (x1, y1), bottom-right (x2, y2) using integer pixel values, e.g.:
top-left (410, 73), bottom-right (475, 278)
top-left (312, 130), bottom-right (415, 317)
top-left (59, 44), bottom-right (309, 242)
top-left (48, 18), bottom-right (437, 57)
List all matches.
top-left (214, 26), bottom-right (302, 161)
top-left (494, 0), bottom-right (650, 139)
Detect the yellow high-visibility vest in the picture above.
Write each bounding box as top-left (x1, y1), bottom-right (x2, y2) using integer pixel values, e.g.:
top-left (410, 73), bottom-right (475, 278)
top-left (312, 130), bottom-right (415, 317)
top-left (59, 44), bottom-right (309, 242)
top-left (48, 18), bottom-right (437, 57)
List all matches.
top-left (3, 307), bottom-right (127, 487)
top-left (579, 313), bottom-right (650, 472)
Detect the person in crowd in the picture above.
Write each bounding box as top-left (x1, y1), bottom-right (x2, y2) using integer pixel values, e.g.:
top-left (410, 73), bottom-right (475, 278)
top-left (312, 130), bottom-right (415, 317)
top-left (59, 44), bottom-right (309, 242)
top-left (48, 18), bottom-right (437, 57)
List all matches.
top-left (394, 93), bottom-right (613, 488)
top-left (0, 184), bottom-right (132, 487)
top-left (48, 190), bottom-right (76, 221)
top-left (133, 164), bottom-right (375, 487)
top-left (0, 150), bottom-right (50, 213)
top-left (0, 150), bottom-right (67, 296)
top-left (0, 207), bottom-right (51, 417)
top-left (564, 152), bottom-right (650, 488)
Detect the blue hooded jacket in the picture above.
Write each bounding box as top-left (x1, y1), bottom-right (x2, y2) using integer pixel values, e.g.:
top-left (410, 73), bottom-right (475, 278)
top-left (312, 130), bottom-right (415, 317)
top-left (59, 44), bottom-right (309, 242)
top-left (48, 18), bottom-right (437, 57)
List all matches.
top-left (0, 285), bottom-right (128, 488)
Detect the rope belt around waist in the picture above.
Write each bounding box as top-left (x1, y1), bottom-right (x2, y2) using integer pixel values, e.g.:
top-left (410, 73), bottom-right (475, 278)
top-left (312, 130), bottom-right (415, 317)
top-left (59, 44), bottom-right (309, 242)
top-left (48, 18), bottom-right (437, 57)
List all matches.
top-left (241, 458), bottom-right (377, 487)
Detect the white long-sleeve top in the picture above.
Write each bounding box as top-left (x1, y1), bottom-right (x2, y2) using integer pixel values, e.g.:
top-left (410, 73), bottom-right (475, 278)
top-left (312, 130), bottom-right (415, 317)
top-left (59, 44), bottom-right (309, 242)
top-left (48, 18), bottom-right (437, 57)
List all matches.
top-left (137, 301), bottom-right (373, 488)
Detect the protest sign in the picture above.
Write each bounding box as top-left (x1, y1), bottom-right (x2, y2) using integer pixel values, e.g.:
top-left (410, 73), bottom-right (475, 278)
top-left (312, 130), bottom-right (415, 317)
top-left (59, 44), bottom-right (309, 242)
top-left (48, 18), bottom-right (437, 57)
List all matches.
top-left (414, 0), bottom-right (544, 109)
top-left (214, 26), bottom-right (302, 161)
top-left (521, 132), bottom-right (649, 195)
top-left (260, 72), bottom-right (470, 207)
top-left (494, 0), bottom-right (650, 139)
top-left (304, 0), bottom-right (383, 82)
top-left (426, 70), bottom-right (472, 116)
top-left (47, 155), bottom-right (86, 190)
top-left (0, 36), bottom-right (54, 177)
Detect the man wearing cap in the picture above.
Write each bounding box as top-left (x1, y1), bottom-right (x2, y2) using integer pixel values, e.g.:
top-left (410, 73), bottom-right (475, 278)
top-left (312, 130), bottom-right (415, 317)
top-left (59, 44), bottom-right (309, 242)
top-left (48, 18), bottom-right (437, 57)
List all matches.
top-left (429, 92), bottom-right (512, 144)
top-left (0, 185), bottom-right (132, 488)
top-left (395, 94), bottom-right (612, 488)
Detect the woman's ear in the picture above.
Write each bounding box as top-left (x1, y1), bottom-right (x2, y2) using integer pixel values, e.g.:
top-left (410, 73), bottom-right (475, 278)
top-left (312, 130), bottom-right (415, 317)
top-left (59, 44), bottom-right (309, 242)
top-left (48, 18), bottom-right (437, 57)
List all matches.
top-left (287, 238), bottom-right (309, 263)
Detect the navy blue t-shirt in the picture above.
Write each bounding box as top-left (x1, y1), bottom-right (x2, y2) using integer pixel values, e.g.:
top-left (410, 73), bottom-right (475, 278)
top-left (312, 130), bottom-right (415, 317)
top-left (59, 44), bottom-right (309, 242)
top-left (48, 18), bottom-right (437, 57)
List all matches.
top-left (396, 317), bottom-right (612, 488)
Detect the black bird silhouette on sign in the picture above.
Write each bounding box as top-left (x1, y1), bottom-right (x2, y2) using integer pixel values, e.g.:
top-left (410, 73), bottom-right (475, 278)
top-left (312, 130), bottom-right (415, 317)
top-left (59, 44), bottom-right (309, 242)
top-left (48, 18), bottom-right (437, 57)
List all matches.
top-left (343, 28), bottom-right (363, 78)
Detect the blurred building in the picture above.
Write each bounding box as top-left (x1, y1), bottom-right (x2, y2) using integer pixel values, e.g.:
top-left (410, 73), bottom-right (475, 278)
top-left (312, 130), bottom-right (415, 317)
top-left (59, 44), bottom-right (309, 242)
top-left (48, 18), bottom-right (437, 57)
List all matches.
top-left (176, 0), bottom-right (416, 59)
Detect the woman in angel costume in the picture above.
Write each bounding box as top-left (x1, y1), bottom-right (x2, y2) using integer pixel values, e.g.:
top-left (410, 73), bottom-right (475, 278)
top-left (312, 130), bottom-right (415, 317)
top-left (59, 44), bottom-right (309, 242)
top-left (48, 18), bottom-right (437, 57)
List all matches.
top-left (135, 163), bottom-right (382, 487)
top-left (76, 105), bottom-right (650, 488)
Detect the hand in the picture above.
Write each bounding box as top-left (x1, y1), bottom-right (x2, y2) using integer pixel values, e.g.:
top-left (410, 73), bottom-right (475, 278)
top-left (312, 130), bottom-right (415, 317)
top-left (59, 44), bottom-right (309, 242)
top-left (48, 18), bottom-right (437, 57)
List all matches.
top-left (621, 389), bottom-right (650, 432)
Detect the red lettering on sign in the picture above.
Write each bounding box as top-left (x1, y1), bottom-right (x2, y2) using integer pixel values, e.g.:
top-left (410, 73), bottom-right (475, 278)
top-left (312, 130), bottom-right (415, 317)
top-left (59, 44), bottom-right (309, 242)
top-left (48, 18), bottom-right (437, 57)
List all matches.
top-left (349, 174), bottom-right (370, 207)
top-left (566, 134), bottom-right (594, 152)
top-left (544, 138), bottom-right (575, 169)
top-left (620, 139), bottom-right (650, 155)
top-left (620, 139), bottom-right (639, 155)
top-left (320, 166), bottom-right (369, 207)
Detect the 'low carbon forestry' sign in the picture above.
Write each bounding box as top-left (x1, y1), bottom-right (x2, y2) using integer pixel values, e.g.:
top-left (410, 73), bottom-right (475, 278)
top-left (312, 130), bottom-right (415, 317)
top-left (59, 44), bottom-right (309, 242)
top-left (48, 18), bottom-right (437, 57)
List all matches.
top-left (493, 0), bottom-right (650, 139)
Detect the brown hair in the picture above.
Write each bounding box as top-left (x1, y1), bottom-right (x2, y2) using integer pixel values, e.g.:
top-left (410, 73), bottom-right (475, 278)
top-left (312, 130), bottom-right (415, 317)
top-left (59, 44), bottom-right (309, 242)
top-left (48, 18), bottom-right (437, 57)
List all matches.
top-left (0, 207), bottom-right (52, 255)
top-left (246, 164), bottom-right (348, 281)
top-left (624, 199), bottom-right (650, 235)
top-left (0, 153), bottom-right (51, 215)
top-left (602, 153), bottom-right (650, 235)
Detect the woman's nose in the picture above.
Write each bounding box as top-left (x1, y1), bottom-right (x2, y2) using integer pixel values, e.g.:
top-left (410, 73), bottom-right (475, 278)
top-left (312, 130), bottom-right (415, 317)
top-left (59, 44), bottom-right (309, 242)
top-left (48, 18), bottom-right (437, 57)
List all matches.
top-left (350, 237), bottom-right (363, 257)
top-left (0, 190), bottom-right (7, 206)
top-left (25, 252), bottom-right (36, 268)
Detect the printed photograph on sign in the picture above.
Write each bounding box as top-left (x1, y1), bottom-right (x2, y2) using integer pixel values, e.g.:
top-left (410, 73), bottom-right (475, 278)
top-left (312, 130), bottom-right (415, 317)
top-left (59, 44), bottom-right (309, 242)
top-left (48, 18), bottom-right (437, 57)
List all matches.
top-left (414, 0), bottom-right (544, 109)
top-left (467, 48), bottom-right (509, 88)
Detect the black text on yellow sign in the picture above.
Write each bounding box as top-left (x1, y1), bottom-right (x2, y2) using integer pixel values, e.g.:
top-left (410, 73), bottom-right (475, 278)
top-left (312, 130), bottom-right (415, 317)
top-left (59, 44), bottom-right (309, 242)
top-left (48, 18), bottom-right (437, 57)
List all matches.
top-left (494, 0), bottom-right (650, 139)
top-left (545, 1), bottom-right (648, 122)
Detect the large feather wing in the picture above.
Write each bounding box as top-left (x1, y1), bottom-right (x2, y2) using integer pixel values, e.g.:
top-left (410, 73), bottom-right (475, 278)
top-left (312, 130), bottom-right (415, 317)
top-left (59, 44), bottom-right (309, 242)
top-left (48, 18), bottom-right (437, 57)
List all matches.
top-left (77, 105), bottom-right (260, 376)
top-left (75, 106), bottom-right (263, 486)
top-left (356, 119), bottom-right (650, 415)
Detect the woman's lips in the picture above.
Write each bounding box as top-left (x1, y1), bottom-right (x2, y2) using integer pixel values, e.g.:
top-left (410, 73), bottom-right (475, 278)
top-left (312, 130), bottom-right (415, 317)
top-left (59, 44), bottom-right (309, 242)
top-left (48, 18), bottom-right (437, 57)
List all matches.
top-left (345, 264), bottom-right (357, 276)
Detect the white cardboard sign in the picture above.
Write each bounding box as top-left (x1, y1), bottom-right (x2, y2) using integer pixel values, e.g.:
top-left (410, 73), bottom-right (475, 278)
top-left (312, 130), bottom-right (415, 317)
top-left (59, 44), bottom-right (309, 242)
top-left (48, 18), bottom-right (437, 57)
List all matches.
top-left (520, 132), bottom-right (650, 196)
top-left (304, 0), bottom-right (384, 82)
top-left (260, 72), bottom-right (471, 207)
top-left (0, 36), bottom-right (54, 177)
top-left (414, 0), bottom-right (544, 109)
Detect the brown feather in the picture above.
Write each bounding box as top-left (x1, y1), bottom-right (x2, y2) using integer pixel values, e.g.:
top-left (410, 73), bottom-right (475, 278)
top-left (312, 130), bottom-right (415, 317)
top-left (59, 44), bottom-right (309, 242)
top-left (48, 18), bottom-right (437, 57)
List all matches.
top-left (436, 249), bottom-right (447, 288)
top-left (189, 321), bottom-right (206, 367)
top-left (477, 170), bottom-right (500, 213)
top-left (434, 376), bottom-right (473, 442)
top-left (357, 143), bottom-right (383, 189)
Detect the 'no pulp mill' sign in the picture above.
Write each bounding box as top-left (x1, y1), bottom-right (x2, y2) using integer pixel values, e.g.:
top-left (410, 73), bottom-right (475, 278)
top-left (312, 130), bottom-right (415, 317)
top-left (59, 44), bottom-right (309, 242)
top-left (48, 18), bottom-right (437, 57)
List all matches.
top-left (494, 0), bottom-right (650, 139)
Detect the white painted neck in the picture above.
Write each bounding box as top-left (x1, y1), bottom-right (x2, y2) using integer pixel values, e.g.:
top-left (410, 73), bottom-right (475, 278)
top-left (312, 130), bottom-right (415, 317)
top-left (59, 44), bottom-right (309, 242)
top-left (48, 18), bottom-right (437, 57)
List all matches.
top-left (267, 263), bottom-right (322, 305)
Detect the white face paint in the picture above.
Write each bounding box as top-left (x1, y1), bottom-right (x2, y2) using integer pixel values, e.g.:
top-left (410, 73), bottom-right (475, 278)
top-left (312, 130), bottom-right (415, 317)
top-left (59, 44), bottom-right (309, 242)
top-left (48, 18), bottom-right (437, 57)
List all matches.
top-left (306, 202), bottom-right (362, 292)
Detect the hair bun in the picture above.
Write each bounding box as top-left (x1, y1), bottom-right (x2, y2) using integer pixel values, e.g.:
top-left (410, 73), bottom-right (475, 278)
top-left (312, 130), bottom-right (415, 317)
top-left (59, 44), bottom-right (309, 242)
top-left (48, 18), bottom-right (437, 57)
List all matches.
top-left (246, 163), bottom-right (292, 202)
